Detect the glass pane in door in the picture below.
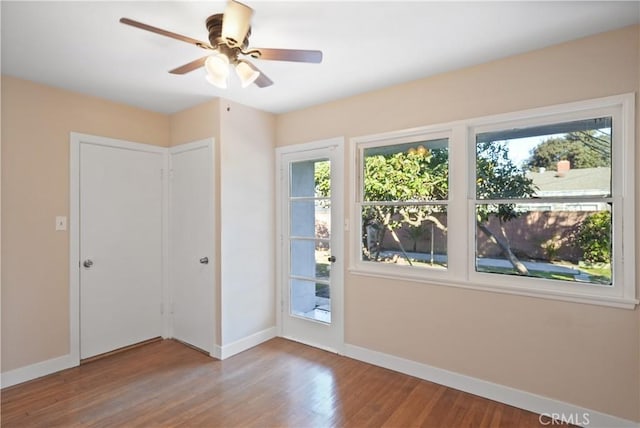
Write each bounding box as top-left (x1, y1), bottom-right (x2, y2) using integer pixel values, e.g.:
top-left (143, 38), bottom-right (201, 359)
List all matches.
top-left (290, 279), bottom-right (331, 323)
top-left (290, 240), bottom-right (331, 280)
top-left (290, 200), bottom-right (331, 240)
top-left (289, 158), bottom-right (332, 323)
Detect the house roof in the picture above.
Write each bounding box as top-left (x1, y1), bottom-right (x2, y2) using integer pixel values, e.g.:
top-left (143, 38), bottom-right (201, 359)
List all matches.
top-left (526, 167), bottom-right (611, 197)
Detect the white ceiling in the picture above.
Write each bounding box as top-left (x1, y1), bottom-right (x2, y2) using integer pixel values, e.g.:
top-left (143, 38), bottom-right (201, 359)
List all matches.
top-left (2, 1), bottom-right (639, 115)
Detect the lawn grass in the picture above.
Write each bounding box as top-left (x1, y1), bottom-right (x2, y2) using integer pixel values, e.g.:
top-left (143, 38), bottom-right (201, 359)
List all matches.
top-left (477, 263), bottom-right (611, 284)
top-left (476, 265), bottom-right (574, 280)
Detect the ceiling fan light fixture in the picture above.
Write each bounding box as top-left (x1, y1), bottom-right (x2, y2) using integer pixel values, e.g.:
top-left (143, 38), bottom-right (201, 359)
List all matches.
top-left (206, 73), bottom-right (228, 89)
top-left (205, 52), bottom-right (229, 76)
top-left (221, 0), bottom-right (253, 47)
top-left (205, 52), bottom-right (230, 88)
top-left (235, 60), bottom-right (260, 88)
top-left (120, 0), bottom-right (322, 90)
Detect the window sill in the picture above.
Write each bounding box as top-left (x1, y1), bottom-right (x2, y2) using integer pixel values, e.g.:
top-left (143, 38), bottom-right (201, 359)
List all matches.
top-left (348, 265), bottom-right (638, 310)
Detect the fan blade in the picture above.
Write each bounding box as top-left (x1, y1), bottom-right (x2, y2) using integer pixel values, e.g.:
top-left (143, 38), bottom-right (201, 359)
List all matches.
top-left (169, 56), bottom-right (209, 75)
top-left (120, 18), bottom-right (212, 49)
top-left (221, 0), bottom-right (254, 47)
top-left (250, 48), bottom-right (322, 64)
top-left (254, 73), bottom-right (274, 88)
top-left (245, 61), bottom-right (273, 88)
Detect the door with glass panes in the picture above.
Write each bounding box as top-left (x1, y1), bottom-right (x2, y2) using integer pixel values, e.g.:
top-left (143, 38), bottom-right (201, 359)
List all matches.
top-left (279, 143), bottom-right (343, 352)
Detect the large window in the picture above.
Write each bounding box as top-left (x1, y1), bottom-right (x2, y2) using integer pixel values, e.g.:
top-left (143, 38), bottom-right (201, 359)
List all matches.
top-left (351, 94), bottom-right (636, 308)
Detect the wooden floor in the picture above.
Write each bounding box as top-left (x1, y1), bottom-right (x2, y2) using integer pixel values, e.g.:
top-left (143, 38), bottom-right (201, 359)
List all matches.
top-left (2, 338), bottom-right (558, 427)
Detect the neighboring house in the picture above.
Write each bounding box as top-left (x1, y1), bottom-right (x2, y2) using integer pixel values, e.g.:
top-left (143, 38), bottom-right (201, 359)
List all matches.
top-left (522, 166), bottom-right (610, 211)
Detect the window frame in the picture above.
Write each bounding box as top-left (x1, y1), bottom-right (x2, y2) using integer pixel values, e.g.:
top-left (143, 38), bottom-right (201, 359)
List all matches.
top-left (349, 93), bottom-right (636, 309)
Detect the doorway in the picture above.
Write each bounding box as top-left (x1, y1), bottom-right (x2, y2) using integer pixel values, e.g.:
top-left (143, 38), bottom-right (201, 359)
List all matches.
top-left (276, 138), bottom-right (344, 353)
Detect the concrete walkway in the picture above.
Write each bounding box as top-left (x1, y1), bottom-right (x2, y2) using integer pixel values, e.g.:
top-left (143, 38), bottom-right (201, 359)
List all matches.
top-left (380, 250), bottom-right (583, 276)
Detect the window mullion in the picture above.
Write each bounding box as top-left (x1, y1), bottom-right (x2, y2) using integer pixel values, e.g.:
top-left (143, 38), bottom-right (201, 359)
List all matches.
top-left (447, 124), bottom-right (468, 280)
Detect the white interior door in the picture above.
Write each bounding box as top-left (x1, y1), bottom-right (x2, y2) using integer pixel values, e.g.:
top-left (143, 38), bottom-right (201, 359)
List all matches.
top-left (79, 139), bottom-right (165, 359)
top-left (278, 140), bottom-right (344, 352)
top-left (169, 140), bottom-right (215, 354)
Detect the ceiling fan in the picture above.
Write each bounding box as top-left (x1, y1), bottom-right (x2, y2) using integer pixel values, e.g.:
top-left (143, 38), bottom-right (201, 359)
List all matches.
top-left (120, 0), bottom-right (323, 89)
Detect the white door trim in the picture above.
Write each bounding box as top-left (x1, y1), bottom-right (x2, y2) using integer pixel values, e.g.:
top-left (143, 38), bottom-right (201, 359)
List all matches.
top-left (168, 138), bottom-right (216, 355)
top-left (275, 137), bottom-right (345, 354)
top-left (69, 132), bottom-right (168, 365)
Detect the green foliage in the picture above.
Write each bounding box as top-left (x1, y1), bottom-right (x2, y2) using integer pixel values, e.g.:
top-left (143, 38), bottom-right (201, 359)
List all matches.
top-left (314, 160), bottom-right (331, 197)
top-left (475, 141), bottom-right (535, 222)
top-left (541, 236), bottom-right (560, 261)
top-left (577, 211), bottom-right (612, 264)
top-left (362, 147), bottom-right (448, 229)
top-left (363, 148), bottom-right (448, 202)
top-left (525, 130), bottom-right (610, 171)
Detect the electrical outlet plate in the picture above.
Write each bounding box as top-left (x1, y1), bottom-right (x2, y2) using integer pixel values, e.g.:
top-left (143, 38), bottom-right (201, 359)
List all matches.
top-left (56, 216), bottom-right (67, 231)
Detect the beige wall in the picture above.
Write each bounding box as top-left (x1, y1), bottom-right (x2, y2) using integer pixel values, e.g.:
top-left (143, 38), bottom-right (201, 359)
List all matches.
top-left (169, 100), bottom-right (220, 148)
top-left (277, 25), bottom-right (640, 421)
top-left (1, 76), bottom-right (170, 371)
top-left (278, 27), bottom-right (638, 145)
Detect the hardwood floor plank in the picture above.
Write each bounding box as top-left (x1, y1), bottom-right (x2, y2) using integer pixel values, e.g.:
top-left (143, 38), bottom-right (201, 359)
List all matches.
top-left (390, 383), bottom-right (448, 427)
top-left (2, 338), bottom-right (562, 427)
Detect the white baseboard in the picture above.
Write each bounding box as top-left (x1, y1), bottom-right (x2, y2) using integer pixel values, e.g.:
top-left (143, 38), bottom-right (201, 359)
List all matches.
top-left (1, 353), bottom-right (77, 389)
top-left (344, 344), bottom-right (638, 428)
top-left (280, 335), bottom-right (340, 355)
top-left (213, 327), bottom-right (277, 360)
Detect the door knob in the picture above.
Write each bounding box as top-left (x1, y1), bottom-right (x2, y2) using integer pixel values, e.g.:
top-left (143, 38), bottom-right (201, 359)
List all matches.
top-left (83, 259), bottom-right (94, 268)
top-left (199, 257), bottom-right (209, 264)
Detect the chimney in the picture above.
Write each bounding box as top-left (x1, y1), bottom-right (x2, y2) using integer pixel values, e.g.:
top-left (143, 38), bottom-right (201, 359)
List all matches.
top-left (556, 160), bottom-right (570, 177)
